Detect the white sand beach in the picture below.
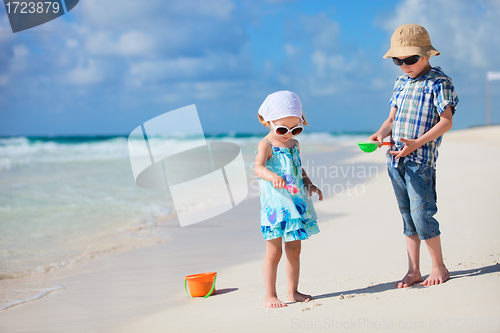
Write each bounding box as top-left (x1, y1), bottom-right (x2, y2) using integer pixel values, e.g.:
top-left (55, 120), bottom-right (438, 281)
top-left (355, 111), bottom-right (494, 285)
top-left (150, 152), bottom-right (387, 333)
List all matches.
top-left (1, 126), bottom-right (499, 333)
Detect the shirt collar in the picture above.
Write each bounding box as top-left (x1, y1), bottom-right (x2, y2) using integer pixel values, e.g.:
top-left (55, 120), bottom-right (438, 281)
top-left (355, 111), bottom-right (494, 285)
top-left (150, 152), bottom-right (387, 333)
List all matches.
top-left (405, 66), bottom-right (444, 82)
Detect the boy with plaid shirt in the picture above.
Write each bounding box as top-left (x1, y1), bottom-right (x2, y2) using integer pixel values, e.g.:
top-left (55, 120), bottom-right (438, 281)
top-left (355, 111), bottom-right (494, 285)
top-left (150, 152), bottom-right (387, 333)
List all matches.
top-left (370, 24), bottom-right (459, 288)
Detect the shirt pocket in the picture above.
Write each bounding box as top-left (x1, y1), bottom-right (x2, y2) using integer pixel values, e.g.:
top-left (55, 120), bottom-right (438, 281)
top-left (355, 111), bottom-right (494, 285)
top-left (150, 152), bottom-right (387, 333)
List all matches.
top-left (414, 85), bottom-right (434, 112)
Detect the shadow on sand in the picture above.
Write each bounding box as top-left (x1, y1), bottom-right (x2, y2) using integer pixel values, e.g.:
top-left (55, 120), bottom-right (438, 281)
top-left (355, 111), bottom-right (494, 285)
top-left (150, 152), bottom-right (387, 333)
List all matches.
top-left (212, 288), bottom-right (239, 296)
top-left (313, 263), bottom-right (500, 301)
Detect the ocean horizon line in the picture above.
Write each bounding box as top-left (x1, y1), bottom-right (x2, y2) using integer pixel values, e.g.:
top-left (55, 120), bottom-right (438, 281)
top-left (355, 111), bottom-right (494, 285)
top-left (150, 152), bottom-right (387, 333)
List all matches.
top-left (0, 130), bottom-right (375, 142)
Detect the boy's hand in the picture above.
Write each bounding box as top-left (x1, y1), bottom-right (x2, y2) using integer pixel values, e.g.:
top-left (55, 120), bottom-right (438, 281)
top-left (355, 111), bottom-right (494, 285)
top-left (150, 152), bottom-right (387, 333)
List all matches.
top-left (368, 133), bottom-right (384, 147)
top-left (390, 138), bottom-right (419, 158)
top-left (272, 176), bottom-right (287, 189)
top-left (307, 184), bottom-right (323, 201)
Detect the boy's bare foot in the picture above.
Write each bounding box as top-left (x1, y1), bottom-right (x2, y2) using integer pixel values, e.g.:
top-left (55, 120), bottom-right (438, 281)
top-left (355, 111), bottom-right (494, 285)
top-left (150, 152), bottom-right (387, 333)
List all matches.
top-left (288, 291), bottom-right (312, 303)
top-left (396, 271), bottom-right (422, 288)
top-left (264, 296), bottom-right (287, 308)
top-left (421, 266), bottom-right (450, 286)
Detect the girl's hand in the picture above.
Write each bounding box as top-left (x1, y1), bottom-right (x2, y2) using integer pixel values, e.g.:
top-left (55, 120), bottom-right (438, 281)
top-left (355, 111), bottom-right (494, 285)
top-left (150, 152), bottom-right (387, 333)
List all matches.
top-left (308, 184), bottom-right (323, 201)
top-left (272, 176), bottom-right (287, 189)
top-left (389, 138), bottom-right (419, 159)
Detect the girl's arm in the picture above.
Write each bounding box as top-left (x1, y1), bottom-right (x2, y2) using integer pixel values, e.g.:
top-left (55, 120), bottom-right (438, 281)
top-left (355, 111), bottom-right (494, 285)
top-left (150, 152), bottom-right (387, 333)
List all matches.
top-left (369, 106), bottom-right (397, 146)
top-left (302, 168), bottom-right (323, 201)
top-left (254, 140), bottom-right (286, 189)
top-left (390, 105), bottom-right (453, 159)
top-left (296, 141), bottom-right (323, 201)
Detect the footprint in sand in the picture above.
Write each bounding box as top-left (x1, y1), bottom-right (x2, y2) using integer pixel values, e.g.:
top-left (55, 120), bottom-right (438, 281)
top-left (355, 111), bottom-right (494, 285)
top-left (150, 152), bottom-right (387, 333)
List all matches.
top-left (339, 293), bottom-right (365, 300)
top-left (300, 303), bottom-right (322, 311)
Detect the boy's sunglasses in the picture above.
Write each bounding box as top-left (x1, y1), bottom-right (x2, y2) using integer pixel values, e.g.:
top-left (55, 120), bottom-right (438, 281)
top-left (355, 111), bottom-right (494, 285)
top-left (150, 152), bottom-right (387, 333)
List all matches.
top-left (270, 121), bottom-right (304, 136)
top-left (392, 55), bottom-right (421, 66)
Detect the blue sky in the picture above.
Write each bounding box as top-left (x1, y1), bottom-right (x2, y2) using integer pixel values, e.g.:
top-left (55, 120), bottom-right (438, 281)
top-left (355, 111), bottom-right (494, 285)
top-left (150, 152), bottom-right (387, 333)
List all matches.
top-left (1, 0), bottom-right (499, 136)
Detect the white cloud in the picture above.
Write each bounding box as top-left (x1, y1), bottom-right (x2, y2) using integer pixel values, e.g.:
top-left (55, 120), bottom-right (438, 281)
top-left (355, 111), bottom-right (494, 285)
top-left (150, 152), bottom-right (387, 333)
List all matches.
top-left (10, 44), bottom-right (29, 72)
top-left (67, 59), bottom-right (103, 85)
top-left (188, 0), bottom-right (236, 20)
top-left (76, 0), bottom-right (241, 58)
top-left (66, 39), bottom-right (78, 48)
top-left (126, 49), bottom-right (250, 87)
top-left (0, 75), bottom-right (9, 86)
top-left (12, 44), bottom-right (29, 59)
top-left (371, 78), bottom-right (387, 90)
top-left (158, 79), bottom-right (247, 103)
top-left (128, 58), bottom-right (206, 83)
top-left (311, 50), bottom-right (327, 77)
top-left (85, 31), bottom-right (156, 56)
top-left (0, 0), bottom-right (254, 131)
top-left (79, 0), bottom-right (236, 27)
top-left (192, 80), bottom-right (245, 100)
top-left (61, 0), bottom-right (250, 92)
top-left (279, 12), bottom-right (371, 97)
top-left (301, 12), bottom-right (340, 52)
top-left (284, 43), bottom-right (300, 58)
top-left (380, 0), bottom-right (500, 70)
top-left (311, 51), bottom-right (349, 78)
top-left (265, 0), bottom-right (297, 3)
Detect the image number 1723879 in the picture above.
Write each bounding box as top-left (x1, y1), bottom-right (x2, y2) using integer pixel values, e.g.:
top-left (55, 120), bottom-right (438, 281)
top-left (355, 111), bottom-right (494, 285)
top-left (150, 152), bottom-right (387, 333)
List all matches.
top-left (5, 1), bottom-right (60, 14)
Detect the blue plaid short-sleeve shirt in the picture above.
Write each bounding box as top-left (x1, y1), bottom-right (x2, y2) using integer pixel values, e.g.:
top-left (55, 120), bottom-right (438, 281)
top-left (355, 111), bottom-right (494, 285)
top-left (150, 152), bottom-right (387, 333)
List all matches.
top-left (389, 67), bottom-right (459, 167)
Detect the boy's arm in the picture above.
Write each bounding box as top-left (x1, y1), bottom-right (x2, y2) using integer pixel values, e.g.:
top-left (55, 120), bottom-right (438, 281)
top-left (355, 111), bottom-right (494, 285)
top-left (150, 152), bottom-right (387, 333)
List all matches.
top-left (390, 105), bottom-right (453, 159)
top-left (369, 107), bottom-right (397, 146)
top-left (254, 140), bottom-right (286, 189)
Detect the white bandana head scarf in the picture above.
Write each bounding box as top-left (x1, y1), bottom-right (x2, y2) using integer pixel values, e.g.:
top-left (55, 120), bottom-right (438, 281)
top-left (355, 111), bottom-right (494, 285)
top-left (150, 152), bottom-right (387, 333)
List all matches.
top-left (258, 91), bottom-right (303, 122)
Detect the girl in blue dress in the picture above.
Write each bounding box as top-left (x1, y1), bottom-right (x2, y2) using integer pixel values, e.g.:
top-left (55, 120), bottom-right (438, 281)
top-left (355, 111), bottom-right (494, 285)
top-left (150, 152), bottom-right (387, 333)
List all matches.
top-left (254, 91), bottom-right (323, 308)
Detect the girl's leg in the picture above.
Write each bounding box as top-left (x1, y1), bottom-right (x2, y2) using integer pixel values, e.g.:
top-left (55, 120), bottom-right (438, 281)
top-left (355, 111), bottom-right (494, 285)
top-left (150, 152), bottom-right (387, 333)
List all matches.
top-left (396, 234), bottom-right (423, 288)
top-left (263, 238), bottom-right (286, 308)
top-left (284, 240), bottom-right (312, 302)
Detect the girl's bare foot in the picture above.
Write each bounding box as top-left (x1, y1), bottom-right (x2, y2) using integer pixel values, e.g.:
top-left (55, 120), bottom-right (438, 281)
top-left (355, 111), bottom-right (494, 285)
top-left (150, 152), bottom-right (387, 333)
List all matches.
top-left (396, 271), bottom-right (422, 288)
top-left (421, 266), bottom-right (450, 286)
top-left (288, 291), bottom-right (312, 303)
top-left (264, 296), bottom-right (287, 308)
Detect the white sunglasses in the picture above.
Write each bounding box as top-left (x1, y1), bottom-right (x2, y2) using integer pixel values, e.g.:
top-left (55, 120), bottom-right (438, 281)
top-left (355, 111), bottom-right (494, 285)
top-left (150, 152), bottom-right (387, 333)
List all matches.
top-left (270, 120), bottom-right (304, 136)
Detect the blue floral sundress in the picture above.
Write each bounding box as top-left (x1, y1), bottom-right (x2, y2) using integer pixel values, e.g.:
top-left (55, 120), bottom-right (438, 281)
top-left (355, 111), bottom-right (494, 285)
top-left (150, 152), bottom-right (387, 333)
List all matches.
top-left (258, 139), bottom-right (320, 242)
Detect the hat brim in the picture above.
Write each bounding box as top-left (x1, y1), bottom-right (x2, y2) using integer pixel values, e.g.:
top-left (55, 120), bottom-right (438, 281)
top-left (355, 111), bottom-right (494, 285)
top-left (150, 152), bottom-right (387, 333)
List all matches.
top-left (383, 46), bottom-right (440, 59)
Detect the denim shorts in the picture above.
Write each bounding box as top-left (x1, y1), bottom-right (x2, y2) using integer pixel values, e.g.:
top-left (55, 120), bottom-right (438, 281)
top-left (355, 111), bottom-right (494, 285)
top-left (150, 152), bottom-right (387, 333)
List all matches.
top-left (387, 159), bottom-right (440, 240)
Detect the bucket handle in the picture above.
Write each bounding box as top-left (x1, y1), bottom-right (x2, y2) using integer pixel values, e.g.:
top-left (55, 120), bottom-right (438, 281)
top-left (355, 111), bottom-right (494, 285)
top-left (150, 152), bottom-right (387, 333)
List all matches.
top-left (184, 274), bottom-right (217, 299)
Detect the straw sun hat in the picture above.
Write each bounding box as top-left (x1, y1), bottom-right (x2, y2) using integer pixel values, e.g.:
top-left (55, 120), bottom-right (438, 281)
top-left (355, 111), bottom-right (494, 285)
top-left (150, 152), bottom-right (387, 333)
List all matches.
top-left (383, 24), bottom-right (440, 59)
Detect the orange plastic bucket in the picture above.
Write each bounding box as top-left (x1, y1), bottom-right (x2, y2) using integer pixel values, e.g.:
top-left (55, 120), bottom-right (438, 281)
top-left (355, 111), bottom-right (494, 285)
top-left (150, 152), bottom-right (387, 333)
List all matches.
top-left (184, 272), bottom-right (217, 298)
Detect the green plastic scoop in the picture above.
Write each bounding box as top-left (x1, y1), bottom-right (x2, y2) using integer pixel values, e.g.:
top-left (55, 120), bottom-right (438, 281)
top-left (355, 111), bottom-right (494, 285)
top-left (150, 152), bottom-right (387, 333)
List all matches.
top-left (356, 141), bottom-right (391, 153)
